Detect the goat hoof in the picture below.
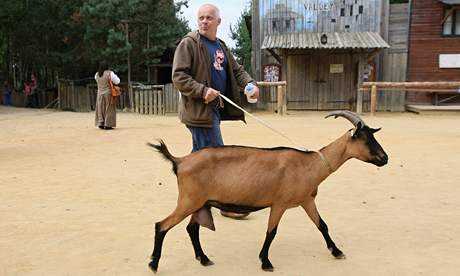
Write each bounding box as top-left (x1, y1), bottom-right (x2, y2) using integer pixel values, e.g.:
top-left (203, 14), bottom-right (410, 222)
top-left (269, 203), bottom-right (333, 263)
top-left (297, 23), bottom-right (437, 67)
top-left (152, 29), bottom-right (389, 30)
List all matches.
top-left (335, 253), bottom-right (346, 259)
top-left (261, 260), bottom-right (274, 271)
top-left (331, 249), bottom-right (346, 259)
top-left (148, 260), bottom-right (158, 273)
top-left (329, 247), bottom-right (346, 259)
top-left (197, 255), bottom-right (214, 266)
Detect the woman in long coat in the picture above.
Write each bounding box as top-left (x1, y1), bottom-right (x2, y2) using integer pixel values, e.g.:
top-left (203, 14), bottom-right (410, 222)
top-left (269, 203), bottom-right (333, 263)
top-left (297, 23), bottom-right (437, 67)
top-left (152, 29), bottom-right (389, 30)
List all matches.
top-left (94, 62), bottom-right (120, 130)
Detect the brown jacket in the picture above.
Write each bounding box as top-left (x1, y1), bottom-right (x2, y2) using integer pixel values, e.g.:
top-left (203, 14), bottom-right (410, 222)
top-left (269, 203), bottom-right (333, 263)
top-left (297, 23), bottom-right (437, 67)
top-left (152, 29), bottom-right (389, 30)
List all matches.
top-left (172, 31), bottom-right (254, 127)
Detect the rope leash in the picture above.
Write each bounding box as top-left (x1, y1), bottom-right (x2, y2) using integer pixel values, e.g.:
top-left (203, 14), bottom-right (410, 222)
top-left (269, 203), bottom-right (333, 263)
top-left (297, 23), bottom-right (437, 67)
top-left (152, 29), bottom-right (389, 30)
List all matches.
top-left (218, 94), bottom-right (308, 151)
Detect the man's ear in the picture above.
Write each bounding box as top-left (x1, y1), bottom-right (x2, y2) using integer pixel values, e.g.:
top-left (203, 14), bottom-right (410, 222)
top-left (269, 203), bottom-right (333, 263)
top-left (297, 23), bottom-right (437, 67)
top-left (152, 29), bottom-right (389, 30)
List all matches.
top-left (218, 18), bottom-right (221, 25)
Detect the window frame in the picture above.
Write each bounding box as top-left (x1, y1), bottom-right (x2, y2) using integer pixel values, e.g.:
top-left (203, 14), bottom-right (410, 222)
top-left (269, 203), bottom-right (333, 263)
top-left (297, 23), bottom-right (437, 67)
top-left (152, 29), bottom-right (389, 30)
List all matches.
top-left (442, 6), bottom-right (460, 37)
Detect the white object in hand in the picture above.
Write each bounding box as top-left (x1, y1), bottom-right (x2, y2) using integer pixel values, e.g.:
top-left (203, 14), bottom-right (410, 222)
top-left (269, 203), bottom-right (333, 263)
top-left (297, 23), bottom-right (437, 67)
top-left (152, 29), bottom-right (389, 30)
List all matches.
top-left (244, 83), bottom-right (257, 103)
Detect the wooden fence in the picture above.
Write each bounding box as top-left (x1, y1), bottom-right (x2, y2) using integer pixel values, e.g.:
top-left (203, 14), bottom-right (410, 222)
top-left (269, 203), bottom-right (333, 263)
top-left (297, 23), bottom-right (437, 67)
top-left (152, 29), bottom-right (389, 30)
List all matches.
top-left (55, 80), bottom-right (287, 115)
top-left (256, 81), bottom-right (287, 115)
top-left (133, 84), bottom-right (179, 115)
top-left (359, 81), bottom-right (460, 115)
top-left (57, 80), bottom-right (179, 114)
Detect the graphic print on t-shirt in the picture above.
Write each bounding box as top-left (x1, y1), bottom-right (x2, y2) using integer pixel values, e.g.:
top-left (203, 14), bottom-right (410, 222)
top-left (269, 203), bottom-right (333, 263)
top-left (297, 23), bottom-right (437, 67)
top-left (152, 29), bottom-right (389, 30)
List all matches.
top-left (213, 49), bottom-right (225, 71)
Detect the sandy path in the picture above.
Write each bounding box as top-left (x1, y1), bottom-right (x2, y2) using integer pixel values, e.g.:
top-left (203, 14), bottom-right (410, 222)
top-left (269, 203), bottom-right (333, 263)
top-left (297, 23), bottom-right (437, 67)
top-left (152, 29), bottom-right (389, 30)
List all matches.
top-left (1, 106), bottom-right (459, 276)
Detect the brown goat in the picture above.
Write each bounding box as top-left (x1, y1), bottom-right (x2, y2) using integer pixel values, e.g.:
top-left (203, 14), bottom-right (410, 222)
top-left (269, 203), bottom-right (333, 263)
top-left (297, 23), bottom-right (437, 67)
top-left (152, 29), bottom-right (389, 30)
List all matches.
top-left (147, 111), bottom-right (388, 273)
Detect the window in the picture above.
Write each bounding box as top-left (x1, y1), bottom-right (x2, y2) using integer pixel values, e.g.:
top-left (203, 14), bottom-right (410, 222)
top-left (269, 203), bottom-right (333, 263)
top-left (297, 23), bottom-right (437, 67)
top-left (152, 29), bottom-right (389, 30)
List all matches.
top-left (442, 8), bottom-right (460, 36)
top-left (285, 20), bottom-right (291, 30)
top-left (272, 20), bottom-right (278, 32)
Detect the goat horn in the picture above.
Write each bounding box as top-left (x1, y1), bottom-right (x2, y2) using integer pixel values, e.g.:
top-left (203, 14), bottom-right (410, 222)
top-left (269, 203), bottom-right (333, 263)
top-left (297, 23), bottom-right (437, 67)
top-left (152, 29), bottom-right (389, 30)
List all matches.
top-left (325, 110), bottom-right (368, 127)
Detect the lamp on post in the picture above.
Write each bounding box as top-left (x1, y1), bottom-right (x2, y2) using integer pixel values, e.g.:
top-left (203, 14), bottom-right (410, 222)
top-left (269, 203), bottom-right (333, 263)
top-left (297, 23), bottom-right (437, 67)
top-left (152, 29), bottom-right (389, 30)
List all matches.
top-left (320, 34), bottom-right (328, 45)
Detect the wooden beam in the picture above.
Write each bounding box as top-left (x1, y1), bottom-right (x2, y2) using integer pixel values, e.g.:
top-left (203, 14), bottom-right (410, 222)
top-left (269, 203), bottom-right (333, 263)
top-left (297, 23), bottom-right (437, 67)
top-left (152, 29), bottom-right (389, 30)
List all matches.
top-left (366, 49), bottom-right (381, 62)
top-left (256, 81), bottom-right (287, 87)
top-left (360, 88), bottom-right (459, 92)
top-left (362, 81), bottom-right (460, 89)
top-left (265, 48), bottom-right (282, 64)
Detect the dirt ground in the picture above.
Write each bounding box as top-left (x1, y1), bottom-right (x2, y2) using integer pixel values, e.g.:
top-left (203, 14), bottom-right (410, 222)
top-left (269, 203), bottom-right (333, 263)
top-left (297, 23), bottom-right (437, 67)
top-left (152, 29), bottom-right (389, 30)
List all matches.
top-left (1, 106), bottom-right (459, 276)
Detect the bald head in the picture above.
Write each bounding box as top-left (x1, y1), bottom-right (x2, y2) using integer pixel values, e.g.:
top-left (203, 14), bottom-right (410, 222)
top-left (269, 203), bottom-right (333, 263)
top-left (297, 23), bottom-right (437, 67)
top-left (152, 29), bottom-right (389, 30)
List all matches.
top-left (198, 4), bottom-right (220, 19)
top-left (197, 4), bottom-right (221, 40)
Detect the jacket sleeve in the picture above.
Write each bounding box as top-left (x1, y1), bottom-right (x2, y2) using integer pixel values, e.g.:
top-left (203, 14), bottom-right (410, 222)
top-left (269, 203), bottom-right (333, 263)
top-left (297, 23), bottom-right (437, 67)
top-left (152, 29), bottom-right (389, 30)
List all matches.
top-left (110, 71), bottom-right (120, 84)
top-left (172, 38), bottom-right (207, 99)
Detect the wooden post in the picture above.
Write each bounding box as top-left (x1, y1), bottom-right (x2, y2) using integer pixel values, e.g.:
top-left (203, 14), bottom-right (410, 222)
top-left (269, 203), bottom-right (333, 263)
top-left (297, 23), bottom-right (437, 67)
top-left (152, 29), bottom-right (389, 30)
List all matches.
top-left (135, 88), bottom-right (139, 113)
top-left (356, 87), bottom-right (363, 114)
top-left (71, 81), bottom-right (75, 111)
top-left (370, 84), bottom-right (377, 116)
top-left (159, 88), bottom-right (164, 115)
top-left (149, 89), bottom-right (153, 115)
top-left (86, 85), bottom-right (91, 112)
top-left (356, 57), bottom-right (365, 114)
top-left (277, 85), bottom-right (283, 115)
top-left (282, 85), bottom-right (287, 115)
top-left (57, 80), bottom-right (61, 110)
top-left (153, 89), bottom-right (157, 115)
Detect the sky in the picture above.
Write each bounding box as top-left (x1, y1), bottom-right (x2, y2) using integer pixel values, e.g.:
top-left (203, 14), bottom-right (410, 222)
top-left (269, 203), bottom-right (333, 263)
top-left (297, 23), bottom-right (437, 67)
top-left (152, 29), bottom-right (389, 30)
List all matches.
top-left (176, 0), bottom-right (251, 48)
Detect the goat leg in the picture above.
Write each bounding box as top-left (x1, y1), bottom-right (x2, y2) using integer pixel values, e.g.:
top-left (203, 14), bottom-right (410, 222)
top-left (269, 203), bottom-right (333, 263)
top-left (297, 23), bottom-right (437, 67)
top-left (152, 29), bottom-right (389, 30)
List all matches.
top-left (318, 217), bottom-right (345, 259)
top-left (259, 207), bottom-right (285, 271)
top-left (186, 219), bottom-right (214, 266)
top-left (301, 200), bottom-right (346, 259)
top-left (149, 203), bottom-right (198, 273)
top-left (259, 226), bottom-right (277, 271)
top-left (149, 222), bottom-right (167, 273)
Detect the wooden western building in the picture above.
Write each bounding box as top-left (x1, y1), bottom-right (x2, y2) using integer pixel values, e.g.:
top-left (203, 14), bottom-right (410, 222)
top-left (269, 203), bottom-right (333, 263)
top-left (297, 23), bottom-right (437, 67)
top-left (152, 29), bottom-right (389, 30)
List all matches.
top-left (407, 0), bottom-right (460, 105)
top-left (252, 0), bottom-right (389, 111)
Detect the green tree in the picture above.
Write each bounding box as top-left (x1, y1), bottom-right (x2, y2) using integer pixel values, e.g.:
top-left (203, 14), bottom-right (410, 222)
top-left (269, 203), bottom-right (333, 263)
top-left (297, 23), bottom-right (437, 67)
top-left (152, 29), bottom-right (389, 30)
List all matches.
top-left (230, 8), bottom-right (252, 74)
top-left (0, 0), bottom-right (189, 86)
top-left (0, 0), bottom-right (87, 85)
top-left (80, 0), bottom-right (189, 74)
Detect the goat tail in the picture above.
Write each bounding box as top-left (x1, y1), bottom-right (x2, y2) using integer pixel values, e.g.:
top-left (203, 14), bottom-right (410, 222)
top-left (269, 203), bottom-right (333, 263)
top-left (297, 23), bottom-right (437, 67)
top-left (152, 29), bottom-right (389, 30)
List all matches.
top-left (147, 140), bottom-right (179, 174)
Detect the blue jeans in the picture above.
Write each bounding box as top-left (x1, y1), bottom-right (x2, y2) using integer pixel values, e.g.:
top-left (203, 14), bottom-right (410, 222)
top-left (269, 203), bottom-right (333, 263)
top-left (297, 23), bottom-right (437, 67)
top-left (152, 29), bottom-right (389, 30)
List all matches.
top-left (187, 108), bottom-right (224, 152)
top-left (3, 94), bottom-right (11, 106)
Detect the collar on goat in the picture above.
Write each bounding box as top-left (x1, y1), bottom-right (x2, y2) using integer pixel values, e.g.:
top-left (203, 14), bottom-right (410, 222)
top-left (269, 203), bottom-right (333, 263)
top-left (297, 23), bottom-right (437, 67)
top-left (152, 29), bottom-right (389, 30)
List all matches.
top-left (317, 150), bottom-right (333, 173)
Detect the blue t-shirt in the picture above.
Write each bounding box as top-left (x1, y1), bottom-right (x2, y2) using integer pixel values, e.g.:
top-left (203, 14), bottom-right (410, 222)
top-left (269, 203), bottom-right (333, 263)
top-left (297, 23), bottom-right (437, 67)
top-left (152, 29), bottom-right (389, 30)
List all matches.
top-left (201, 36), bottom-right (228, 96)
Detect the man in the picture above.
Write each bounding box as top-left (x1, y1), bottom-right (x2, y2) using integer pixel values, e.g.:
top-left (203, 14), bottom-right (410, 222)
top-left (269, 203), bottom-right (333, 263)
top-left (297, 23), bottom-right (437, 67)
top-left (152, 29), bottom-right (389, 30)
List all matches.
top-left (172, 4), bottom-right (259, 219)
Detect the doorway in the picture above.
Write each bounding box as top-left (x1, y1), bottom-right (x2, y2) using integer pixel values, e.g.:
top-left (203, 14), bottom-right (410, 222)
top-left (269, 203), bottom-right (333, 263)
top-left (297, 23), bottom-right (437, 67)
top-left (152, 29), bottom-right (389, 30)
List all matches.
top-left (286, 52), bottom-right (355, 110)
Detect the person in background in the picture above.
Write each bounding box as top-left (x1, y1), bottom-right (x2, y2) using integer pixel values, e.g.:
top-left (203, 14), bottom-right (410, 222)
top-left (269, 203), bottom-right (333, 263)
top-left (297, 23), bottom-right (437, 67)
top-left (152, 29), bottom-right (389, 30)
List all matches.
top-left (94, 61), bottom-right (120, 130)
top-left (2, 80), bottom-right (12, 106)
top-left (24, 79), bottom-right (32, 107)
top-left (172, 3), bottom-right (259, 219)
top-left (30, 73), bottom-right (39, 107)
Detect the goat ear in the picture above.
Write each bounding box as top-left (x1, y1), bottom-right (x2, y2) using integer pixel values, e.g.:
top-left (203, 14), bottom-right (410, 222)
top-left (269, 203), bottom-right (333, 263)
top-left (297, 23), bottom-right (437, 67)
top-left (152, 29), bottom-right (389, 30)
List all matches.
top-left (350, 128), bottom-right (359, 138)
top-left (371, 127), bottom-right (381, 133)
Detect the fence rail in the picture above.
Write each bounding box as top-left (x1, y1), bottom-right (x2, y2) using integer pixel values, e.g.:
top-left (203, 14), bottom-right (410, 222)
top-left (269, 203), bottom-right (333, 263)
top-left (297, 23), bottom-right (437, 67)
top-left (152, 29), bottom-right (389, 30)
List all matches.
top-left (57, 80), bottom-right (179, 114)
top-left (359, 82), bottom-right (460, 115)
top-left (55, 80), bottom-right (288, 115)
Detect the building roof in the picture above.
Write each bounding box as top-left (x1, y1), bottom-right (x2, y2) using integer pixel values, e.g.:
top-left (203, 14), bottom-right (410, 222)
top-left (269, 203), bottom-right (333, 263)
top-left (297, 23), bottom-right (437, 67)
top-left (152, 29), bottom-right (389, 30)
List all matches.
top-left (261, 32), bottom-right (390, 50)
top-left (439, 0), bottom-right (460, 4)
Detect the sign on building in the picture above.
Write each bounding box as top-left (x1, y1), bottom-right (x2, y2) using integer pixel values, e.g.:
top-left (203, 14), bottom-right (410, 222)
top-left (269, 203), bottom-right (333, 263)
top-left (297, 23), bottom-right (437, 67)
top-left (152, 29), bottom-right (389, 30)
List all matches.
top-left (439, 54), bottom-right (460, 68)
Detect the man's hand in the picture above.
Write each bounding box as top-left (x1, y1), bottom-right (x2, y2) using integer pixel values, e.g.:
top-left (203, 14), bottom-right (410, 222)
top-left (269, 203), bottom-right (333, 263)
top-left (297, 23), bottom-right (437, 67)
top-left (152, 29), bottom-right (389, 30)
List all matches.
top-left (204, 88), bottom-right (220, 103)
top-left (249, 85), bottom-right (260, 101)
